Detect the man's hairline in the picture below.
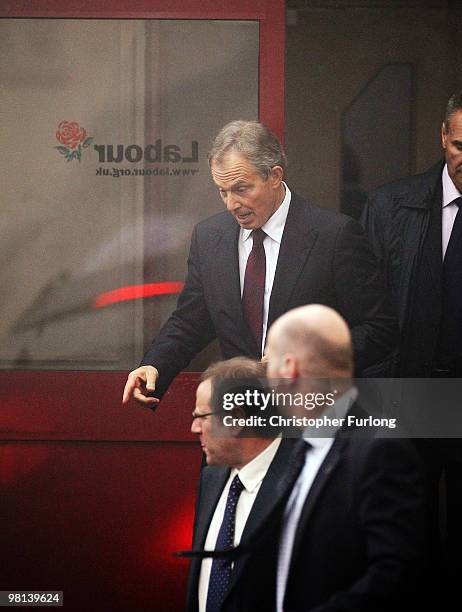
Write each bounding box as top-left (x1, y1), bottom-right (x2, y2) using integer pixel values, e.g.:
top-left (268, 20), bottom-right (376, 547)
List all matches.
top-left (443, 106), bottom-right (462, 132)
top-left (209, 148), bottom-right (282, 182)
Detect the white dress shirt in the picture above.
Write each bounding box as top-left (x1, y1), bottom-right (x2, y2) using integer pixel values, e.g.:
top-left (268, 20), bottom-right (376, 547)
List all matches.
top-left (276, 388), bottom-right (358, 612)
top-left (238, 182), bottom-right (292, 354)
top-left (198, 437), bottom-right (282, 612)
top-left (442, 164), bottom-right (462, 259)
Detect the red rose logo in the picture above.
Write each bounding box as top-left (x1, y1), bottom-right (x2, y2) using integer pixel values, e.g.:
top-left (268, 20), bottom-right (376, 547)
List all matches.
top-left (55, 121), bottom-right (93, 162)
top-left (56, 121), bottom-right (86, 149)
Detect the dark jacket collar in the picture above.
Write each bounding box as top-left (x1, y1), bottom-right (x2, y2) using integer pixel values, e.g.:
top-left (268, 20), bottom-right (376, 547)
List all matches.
top-left (267, 192), bottom-right (318, 330)
top-left (397, 160), bottom-right (444, 210)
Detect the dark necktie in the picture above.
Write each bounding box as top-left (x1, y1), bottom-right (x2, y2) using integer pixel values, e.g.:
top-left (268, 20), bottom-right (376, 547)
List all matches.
top-left (437, 197), bottom-right (462, 368)
top-left (242, 229), bottom-right (266, 354)
top-left (206, 475), bottom-right (245, 612)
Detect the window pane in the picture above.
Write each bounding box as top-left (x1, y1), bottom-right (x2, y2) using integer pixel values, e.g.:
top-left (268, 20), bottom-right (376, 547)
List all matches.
top-left (0, 19), bottom-right (259, 370)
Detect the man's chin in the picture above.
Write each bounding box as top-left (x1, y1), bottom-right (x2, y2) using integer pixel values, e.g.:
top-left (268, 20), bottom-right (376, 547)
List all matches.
top-left (204, 454), bottom-right (222, 467)
top-left (203, 451), bottom-right (214, 465)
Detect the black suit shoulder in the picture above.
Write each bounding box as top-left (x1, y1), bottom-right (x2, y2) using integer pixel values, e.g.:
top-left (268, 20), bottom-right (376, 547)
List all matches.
top-left (366, 161), bottom-right (443, 213)
top-left (344, 433), bottom-right (423, 481)
top-left (195, 209), bottom-right (235, 234)
top-left (194, 192), bottom-right (363, 237)
top-left (291, 192), bottom-right (364, 232)
top-left (336, 417), bottom-right (424, 489)
top-left (361, 161), bottom-right (443, 267)
top-left (289, 194), bottom-right (375, 270)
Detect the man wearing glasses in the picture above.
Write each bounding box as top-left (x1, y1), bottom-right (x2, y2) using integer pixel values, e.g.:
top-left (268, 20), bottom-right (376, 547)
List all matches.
top-left (186, 356), bottom-right (299, 612)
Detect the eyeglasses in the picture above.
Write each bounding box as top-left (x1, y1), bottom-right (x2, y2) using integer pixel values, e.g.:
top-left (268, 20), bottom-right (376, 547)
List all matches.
top-left (191, 409), bottom-right (227, 421)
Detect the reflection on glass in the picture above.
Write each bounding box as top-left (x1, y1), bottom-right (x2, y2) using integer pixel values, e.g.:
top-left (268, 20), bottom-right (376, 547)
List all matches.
top-left (341, 63), bottom-right (412, 220)
top-left (0, 19), bottom-right (259, 370)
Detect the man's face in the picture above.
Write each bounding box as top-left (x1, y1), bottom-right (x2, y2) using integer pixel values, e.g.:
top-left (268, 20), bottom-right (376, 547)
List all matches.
top-left (442, 109), bottom-right (462, 193)
top-left (210, 151), bottom-right (283, 230)
top-left (191, 379), bottom-right (238, 466)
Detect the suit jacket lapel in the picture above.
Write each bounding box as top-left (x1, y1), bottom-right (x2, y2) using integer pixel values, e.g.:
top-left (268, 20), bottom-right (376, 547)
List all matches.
top-left (288, 438), bottom-right (345, 572)
top-left (240, 440), bottom-right (297, 539)
top-left (187, 466), bottom-right (230, 612)
top-left (396, 163), bottom-right (443, 309)
top-left (210, 219), bottom-right (259, 354)
top-left (422, 178), bottom-right (443, 294)
top-left (226, 439), bottom-right (307, 596)
top-left (193, 467), bottom-right (230, 550)
top-left (211, 196), bottom-right (319, 355)
top-left (268, 194), bottom-right (318, 331)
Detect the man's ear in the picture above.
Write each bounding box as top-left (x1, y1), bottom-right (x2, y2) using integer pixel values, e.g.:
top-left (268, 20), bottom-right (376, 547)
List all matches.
top-left (441, 122), bottom-right (448, 149)
top-left (227, 406), bottom-right (246, 437)
top-left (269, 165), bottom-right (284, 189)
top-left (280, 354), bottom-right (299, 379)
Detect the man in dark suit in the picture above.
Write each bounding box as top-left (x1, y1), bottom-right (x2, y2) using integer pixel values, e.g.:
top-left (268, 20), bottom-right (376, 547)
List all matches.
top-left (122, 120), bottom-right (397, 407)
top-left (261, 304), bottom-right (426, 612)
top-left (361, 92), bottom-right (462, 604)
top-left (186, 356), bottom-right (302, 612)
top-left (361, 92), bottom-right (462, 377)
top-left (185, 305), bottom-right (425, 611)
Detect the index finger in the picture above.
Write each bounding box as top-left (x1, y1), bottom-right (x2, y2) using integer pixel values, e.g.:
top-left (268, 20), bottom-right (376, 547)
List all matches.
top-left (122, 375), bottom-right (137, 404)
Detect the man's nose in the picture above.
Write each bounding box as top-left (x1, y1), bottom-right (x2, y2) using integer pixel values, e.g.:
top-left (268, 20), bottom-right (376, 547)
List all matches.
top-left (226, 193), bottom-right (240, 211)
top-left (191, 418), bottom-right (201, 434)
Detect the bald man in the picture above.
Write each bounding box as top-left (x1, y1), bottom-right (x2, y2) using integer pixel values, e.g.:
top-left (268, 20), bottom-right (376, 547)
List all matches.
top-left (262, 305), bottom-right (426, 612)
top-left (266, 303), bottom-right (353, 385)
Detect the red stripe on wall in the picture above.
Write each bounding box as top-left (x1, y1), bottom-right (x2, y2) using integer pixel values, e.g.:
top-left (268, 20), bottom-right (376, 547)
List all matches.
top-left (93, 282), bottom-right (184, 308)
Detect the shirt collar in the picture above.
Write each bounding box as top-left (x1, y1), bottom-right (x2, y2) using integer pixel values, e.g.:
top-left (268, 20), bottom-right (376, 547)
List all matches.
top-left (241, 181), bottom-right (292, 244)
top-left (302, 386), bottom-right (358, 445)
top-left (442, 164), bottom-right (462, 208)
top-left (230, 436), bottom-right (281, 493)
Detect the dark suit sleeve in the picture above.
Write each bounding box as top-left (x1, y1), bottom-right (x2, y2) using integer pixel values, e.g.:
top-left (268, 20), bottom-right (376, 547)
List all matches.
top-left (140, 224), bottom-right (217, 398)
top-left (185, 465), bottom-right (207, 612)
top-left (332, 218), bottom-right (398, 375)
top-left (191, 464), bottom-right (206, 548)
top-left (310, 439), bottom-right (426, 612)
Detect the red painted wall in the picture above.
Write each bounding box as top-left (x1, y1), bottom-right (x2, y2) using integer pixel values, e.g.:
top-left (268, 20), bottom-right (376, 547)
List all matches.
top-left (1, 373), bottom-right (202, 611)
top-left (1, 2), bottom-right (284, 608)
top-left (2, 442), bottom-right (201, 611)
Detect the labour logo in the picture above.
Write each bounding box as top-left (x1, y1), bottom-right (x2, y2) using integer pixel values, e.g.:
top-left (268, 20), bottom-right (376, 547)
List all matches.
top-left (55, 121), bottom-right (93, 162)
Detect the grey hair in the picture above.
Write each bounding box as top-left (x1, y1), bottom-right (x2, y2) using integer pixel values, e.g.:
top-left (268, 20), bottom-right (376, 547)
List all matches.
top-left (444, 92), bottom-right (462, 131)
top-left (208, 120), bottom-right (287, 179)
